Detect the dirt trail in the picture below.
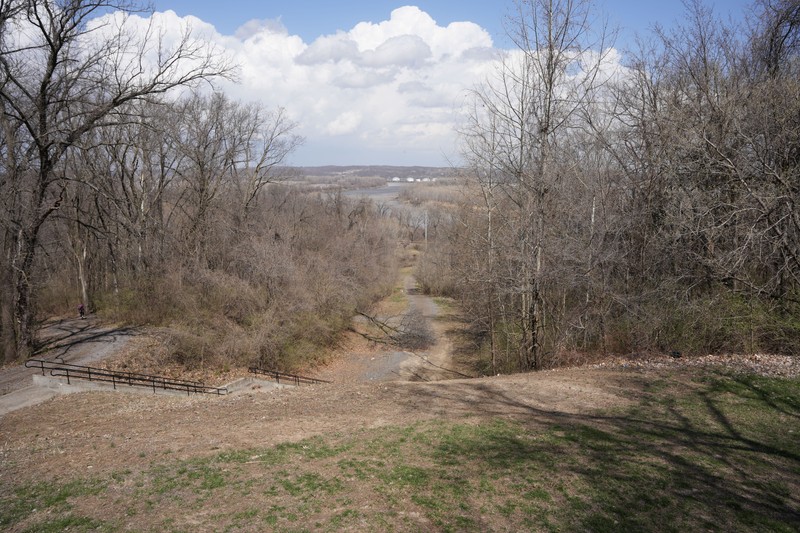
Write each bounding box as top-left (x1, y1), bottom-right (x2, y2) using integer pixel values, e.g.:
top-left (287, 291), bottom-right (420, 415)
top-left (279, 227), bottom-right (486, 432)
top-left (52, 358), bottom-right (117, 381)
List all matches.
top-left (310, 270), bottom-right (463, 384)
top-left (398, 273), bottom-right (468, 381)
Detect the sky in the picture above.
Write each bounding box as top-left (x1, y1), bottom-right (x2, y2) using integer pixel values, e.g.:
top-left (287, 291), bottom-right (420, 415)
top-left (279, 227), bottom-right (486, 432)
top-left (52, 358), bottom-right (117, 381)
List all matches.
top-left (131, 0), bottom-right (754, 167)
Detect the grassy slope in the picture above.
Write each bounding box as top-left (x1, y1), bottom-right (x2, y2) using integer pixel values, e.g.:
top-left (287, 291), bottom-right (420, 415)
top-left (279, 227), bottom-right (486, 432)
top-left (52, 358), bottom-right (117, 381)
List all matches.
top-left (2, 371), bottom-right (798, 532)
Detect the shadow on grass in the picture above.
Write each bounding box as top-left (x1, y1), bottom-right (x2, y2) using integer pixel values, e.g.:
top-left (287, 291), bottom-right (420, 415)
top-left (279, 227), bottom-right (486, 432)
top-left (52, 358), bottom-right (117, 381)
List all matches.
top-left (441, 315), bottom-right (495, 377)
top-left (401, 373), bottom-right (800, 531)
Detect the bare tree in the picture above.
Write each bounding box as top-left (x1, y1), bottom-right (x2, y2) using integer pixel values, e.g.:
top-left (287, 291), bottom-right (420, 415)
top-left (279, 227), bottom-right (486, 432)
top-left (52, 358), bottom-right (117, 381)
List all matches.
top-left (426, 0), bottom-right (800, 367)
top-left (168, 92), bottom-right (302, 267)
top-left (585, 0), bottom-right (800, 353)
top-left (460, 0), bottom-right (615, 370)
top-left (0, 0), bottom-right (233, 360)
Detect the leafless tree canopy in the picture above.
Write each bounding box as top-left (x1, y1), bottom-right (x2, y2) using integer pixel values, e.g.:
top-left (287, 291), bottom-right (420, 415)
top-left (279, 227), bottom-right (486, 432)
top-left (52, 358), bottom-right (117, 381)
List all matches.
top-left (0, 2), bottom-right (401, 369)
top-left (2, 0), bottom-right (797, 373)
top-left (0, 0), bottom-right (239, 360)
top-left (417, 0), bottom-right (800, 373)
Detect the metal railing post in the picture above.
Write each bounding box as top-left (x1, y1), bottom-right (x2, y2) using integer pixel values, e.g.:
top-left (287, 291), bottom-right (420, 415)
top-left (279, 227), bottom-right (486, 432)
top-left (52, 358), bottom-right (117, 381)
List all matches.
top-left (22, 359), bottom-right (226, 395)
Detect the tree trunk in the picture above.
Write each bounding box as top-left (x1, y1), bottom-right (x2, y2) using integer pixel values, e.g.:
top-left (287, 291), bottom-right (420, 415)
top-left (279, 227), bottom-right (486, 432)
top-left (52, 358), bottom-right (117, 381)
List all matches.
top-left (75, 240), bottom-right (89, 310)
top-left (12, 234), bottom-right (37, 359)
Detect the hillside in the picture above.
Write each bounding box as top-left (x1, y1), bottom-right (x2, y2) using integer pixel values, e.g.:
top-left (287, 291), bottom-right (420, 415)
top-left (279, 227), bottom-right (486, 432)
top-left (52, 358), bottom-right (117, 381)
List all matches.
top-left (1, 354), bottom-right (798, 531)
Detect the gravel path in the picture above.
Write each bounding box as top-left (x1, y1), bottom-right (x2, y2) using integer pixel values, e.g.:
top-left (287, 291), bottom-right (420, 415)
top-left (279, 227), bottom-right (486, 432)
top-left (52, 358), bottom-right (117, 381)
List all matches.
top-left (310, 271), bottom-right (462, 384)
top-left (0, 318), bottom-right (139, 416)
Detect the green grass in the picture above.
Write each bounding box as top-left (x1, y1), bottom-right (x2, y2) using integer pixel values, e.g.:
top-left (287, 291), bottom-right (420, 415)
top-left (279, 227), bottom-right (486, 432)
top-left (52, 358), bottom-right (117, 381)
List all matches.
top-left (2, 371), bottom-right (798, 532)
top-left (389, 286), bottom-right (408, 304)
top-left (0, 479), bottom-right (109, 532)
top-left (432, 297), bottom-right (456, 313)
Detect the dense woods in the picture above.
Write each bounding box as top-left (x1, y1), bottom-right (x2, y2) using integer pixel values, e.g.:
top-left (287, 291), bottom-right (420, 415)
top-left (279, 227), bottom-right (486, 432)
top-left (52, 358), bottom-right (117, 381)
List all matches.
top-left (1, 0), bottom-right (797, 374)
top-left (0, 0), bottom-right (396, 367)
top-left (417, 0), bottom-right (800, 373)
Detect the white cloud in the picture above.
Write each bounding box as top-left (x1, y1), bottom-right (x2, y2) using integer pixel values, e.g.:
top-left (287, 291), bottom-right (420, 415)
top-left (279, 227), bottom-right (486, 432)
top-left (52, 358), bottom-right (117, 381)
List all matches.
top-left (332, 70), bottom-right (395, 89)
top-left (82, 6), bottom-right (623, 166)
top-left (348, 6), bottom-right (490, 60)
top-left (221, 7), bottom-right (500, 165)
top-left (235, 18), bottom-right (288, 40)
top-left (326, 111), bottom-right (363, 135)
top-left (296, 33), bottom-right (359, 65)
top-left (359, 35), bottom-right (431, 68)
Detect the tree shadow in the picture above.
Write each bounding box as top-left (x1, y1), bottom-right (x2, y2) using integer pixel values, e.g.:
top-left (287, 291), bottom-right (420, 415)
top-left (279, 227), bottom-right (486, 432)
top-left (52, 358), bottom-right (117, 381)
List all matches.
top-left (396, 373), bottom-right (800, 530)
top-left (32, 319), bottom-right (139, 361)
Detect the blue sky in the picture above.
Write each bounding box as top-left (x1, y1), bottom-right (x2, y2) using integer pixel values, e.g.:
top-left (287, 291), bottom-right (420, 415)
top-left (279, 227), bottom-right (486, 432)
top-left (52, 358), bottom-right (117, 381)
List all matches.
top-left (150, 1), bottom-right (513, 45)
top-left (150, 0), bottom-right (753, 50)
top-left (138, 0), bottom-right (754, 166)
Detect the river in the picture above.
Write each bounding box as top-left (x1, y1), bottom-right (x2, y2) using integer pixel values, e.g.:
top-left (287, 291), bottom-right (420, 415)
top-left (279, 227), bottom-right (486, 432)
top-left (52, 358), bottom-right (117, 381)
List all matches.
top-left (342, 182), bottom-right (413, 208)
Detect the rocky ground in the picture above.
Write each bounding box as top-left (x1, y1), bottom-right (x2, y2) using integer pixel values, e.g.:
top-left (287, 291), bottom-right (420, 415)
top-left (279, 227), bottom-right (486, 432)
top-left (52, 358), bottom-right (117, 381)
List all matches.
top-left (587, 352), bottom-right (800, 379)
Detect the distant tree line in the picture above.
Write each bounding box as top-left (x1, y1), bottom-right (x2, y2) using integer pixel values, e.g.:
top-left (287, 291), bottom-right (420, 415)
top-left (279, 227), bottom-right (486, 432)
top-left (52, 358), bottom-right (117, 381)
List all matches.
top-left (417, 0), bottom-right (800, 373)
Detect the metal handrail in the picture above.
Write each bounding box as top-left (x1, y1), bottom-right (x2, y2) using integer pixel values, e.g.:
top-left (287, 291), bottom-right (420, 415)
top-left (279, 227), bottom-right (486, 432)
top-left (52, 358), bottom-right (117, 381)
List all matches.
top-left (27, 359), bottom-right (204, 386)
top-left (25, 359), bottom-right (227, 396)
top-left (248, 366), bottom-right (331, 386)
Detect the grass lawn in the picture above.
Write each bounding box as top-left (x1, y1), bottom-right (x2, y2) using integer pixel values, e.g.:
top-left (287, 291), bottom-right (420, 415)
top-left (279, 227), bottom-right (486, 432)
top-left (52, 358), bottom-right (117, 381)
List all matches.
top-left (2, 370), bottom-right (798, 532)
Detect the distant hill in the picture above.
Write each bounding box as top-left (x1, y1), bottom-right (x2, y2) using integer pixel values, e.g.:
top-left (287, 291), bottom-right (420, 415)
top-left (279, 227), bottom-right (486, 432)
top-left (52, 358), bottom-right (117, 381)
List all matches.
top-left (294, 165), bottom-right (455, 180)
